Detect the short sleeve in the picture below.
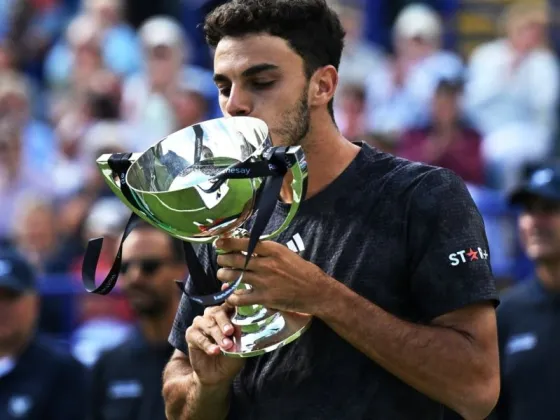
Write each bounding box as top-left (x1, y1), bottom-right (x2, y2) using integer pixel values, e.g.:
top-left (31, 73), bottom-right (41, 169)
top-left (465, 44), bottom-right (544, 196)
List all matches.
top-left (168, 244), bottom-right (220, 355)
top-left (407, 168), bottom-right (499, 321)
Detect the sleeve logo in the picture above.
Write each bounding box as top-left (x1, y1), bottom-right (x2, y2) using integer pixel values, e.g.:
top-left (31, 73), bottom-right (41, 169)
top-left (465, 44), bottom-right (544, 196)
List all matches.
top-left (449, 247), bottom-right (489, 266)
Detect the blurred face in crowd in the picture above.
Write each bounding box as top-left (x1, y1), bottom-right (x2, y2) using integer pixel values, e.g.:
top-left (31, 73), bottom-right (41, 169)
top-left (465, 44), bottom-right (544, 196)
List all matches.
top-left (120, 228), bottom-right (184, 317)
top-left (508, 13), bottom-right (547, 53)
top-left (172, 90), bottom-right (208, 128)
top-left (338, 7), bottom-right (362, 44)
top-left (74, 40), bottom-right (103, 71)
top-left (0, 131), bottom-right (21, 176)
top-left (15, 204), bottom-right (58, 259)
top-left (432, 88), bottom-right (460, 126)
top-left (519, 196), bottom-right (560, 263)
top-left (213, 34), bottom-right (313, 147)
top-left (395, 35), bottom-right (436, 62)
top-left (88, 0), bottom-right (121, 28)
top-left (146, 45), bottom-right (182, 91)
top-left (0, 289), bottom-right (38, 355)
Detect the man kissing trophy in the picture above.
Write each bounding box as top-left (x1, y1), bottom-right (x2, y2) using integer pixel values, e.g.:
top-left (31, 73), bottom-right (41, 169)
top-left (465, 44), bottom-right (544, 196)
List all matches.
top-left (81, 116), bottom-right (311, 358)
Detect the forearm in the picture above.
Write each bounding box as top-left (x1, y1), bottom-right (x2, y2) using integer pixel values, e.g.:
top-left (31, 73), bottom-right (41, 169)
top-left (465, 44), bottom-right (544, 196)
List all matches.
top-left (314, 280), bottom-right (494, 419)
top-left (163, 359), bottom-right (231, 420)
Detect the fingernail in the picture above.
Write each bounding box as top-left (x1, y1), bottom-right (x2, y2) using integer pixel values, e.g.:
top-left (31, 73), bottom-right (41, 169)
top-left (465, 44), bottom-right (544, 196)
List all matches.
top-left (210, 345), bottom-right (220, 354)
top-left (222, 338), bottom-right (232, 347)
top-left (224, 324), bottom-right (233, 333)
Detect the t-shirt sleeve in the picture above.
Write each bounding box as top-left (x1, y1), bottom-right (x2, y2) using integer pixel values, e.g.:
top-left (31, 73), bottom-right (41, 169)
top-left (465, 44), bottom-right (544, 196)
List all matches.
top-left (168, 243), bottom-right (220, 355)
top-left (406, 168), bottom-right (499, 321)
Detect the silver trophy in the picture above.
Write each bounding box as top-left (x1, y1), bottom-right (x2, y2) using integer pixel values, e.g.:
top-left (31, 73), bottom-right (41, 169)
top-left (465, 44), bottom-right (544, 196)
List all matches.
top-left (82, 116), bottom-right (312, 357)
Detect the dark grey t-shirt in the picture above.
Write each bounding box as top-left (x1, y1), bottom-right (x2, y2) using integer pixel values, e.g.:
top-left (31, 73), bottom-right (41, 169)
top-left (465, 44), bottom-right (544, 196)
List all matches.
top-left (169, 143), bottom-right (498, 420)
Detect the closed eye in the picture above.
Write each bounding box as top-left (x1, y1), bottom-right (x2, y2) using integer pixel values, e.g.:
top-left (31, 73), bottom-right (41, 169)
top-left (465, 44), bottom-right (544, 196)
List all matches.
top-left (252, 80), bottom-right (275, 90)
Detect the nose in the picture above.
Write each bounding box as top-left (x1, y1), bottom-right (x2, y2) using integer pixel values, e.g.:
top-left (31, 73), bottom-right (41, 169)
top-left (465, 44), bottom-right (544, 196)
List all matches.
top-left (224, 84), bottom-right (252, 117)
top-left (124, 264), bottom-right (143, 286)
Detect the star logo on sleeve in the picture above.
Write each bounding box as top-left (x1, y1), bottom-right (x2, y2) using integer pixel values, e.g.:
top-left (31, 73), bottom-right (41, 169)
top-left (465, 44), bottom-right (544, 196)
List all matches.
top-left (448, 247), bottom-right (488, 266)
top-left (466, 248), bottom-right (479, 261)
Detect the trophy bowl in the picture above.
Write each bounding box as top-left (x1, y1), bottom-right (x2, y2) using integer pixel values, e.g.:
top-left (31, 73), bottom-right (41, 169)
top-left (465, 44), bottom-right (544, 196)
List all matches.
top-left (90, 116), bottom-right (311, 357)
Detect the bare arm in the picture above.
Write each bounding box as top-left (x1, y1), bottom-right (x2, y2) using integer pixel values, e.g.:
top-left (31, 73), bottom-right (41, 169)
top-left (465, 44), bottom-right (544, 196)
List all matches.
top-left (316, 278), bottom-right (500, 420)
top-left (162, 350), bottom-right (231, 420)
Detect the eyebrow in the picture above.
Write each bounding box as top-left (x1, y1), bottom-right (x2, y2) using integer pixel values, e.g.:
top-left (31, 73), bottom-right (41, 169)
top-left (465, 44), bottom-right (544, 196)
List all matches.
top-left (213, 63), bottom-right (280, 84)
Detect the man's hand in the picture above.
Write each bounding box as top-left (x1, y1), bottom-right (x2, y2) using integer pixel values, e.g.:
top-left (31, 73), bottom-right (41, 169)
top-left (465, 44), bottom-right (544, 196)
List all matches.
top-left (215, 237), bottom-right (332, 315)
top-left (185, 301), bottom-right (246, 387)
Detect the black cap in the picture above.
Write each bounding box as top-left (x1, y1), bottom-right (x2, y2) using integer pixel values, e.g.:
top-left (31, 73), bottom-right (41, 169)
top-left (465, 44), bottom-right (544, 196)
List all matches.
top-left (0, 249), bottom-right (37, 293)
top-left (509, 164), bottom-right (560, 206)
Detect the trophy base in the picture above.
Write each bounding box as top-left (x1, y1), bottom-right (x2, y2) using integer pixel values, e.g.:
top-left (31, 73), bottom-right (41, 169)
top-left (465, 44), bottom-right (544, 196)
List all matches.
top-left (221, 311), bottom-right (312, 358)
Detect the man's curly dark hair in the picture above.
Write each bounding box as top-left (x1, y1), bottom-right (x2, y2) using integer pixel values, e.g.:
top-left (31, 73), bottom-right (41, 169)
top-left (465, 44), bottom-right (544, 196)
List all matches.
top-left (204, 0), bottom-right (346, 118)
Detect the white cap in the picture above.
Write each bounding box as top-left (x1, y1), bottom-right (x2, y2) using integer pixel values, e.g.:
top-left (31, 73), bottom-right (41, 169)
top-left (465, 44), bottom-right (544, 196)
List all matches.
top-left (394, 4), bottom-right (442, 40)
top-left (139, 16), bottom-right (185, 50)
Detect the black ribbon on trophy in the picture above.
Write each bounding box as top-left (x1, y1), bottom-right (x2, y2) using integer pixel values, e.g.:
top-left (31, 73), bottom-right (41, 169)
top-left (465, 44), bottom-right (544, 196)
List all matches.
top-left (82, 141), bottom-right (291, 307)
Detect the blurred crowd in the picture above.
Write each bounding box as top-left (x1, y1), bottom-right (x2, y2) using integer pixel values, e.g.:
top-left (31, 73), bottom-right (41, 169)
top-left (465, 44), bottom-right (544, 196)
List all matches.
top-left (0, 0), bottom-right (556, 372)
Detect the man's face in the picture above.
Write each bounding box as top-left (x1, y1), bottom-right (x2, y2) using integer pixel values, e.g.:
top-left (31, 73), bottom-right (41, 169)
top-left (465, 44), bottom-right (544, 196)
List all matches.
top-left (120, 229), bottom-right (184, 317)
top-left (519, 196), bottom-right (560, 262)
top-left (213, 34), bottom-right (311, 147)
top-left (0, 288), bottom-right (37, 352)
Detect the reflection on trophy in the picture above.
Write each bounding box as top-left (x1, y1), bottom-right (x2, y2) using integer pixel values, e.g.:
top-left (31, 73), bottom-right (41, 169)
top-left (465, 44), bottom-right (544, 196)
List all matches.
top-left (81, 116), bottom-right (311, 358)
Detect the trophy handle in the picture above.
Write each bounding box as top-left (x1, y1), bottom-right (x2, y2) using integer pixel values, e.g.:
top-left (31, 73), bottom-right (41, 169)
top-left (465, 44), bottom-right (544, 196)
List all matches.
top-left (96, 153), bottom-right (216, 244)
top-left (97, 153), bottom-right (145, 215)
top-left (258, 145), bottom-right (307, 240)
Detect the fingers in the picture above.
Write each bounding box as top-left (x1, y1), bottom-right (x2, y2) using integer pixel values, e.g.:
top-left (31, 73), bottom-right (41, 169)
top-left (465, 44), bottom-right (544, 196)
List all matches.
top-left (216, 252), bottom-right (269, 271)
top-left (186, 306), bottom-right (235, 356)
top-left (215, 238), bottom-right (278, 256)
top-left (226, 289), bottom-right (263, 308)
top-left (217, 268), bottom-right (260, 288)
top-left (186, 325), bottom-right (220, 356)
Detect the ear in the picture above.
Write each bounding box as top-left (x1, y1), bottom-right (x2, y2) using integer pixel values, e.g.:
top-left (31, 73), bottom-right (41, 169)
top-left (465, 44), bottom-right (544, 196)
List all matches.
top-left (308, 65), bottom-right (338, 109)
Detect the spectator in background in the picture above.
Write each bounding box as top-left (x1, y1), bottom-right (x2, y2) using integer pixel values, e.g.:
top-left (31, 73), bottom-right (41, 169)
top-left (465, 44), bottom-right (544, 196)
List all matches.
top-left (122, 16), bottom-right (216, 150)
top-left (398, 79), bottom-right (484, 185)
top-left (171, 83), bottom-right (210, 131)
top-left (45, 0), bottom-right (141, 90)
top-left (493, 164), bottom-right (560, 419)
top-left (11, 195), bottom-right (74, 275)
top-left (334, 83), bottom-right (367, 142)
top-left (464, 2), bottom-right (560, 190)
top-left (0, 248), bottom-right (88, 419)
top-left (83, 0), bottom-right (142, 76)
top-left (90, 221), bottom-right (186, 420)
top-left (331, 1), bottom-right (387, 96)
top-left (364, 3), bottom-right (463, 139)
top-left (0, 40), bottom-right (46, 120)
top-left (0, 71), bottom-right (56, 175)
top-left (0, 119), bottom-right (52, 242)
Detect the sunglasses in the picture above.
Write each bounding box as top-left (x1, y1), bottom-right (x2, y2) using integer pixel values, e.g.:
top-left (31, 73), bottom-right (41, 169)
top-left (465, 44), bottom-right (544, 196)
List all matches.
top-left (119, 258), bottom-right (172, 275)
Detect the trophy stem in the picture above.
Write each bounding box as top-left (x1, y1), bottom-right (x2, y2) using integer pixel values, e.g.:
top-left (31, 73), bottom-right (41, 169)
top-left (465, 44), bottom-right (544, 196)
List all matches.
top-left (216, 228), bottom-right (312, 358)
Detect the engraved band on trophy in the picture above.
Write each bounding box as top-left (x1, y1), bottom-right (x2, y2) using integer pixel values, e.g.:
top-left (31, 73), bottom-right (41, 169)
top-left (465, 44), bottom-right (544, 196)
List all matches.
top-left (81, 116), bottom-right (312, 358)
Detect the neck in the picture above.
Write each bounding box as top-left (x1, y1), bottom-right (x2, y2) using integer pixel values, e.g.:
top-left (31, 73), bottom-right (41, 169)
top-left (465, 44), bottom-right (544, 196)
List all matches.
top-left (137, 300), bottom-right (178, 345)
top-left (280, 116), bottom-right (360, 202)
top-left (537, 262), bottom-right (560, 291)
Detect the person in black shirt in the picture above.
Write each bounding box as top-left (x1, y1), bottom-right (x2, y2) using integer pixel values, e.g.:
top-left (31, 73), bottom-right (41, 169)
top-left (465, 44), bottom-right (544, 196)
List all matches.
top-left (162, 1), bottom-right (500, 419)
top-left (90, 221), bottom-right (187, 420)
top-left (492, 164), bottom-right (560, 420)
top-left (0, 248), bottom-right (88, 420)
